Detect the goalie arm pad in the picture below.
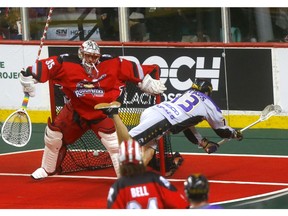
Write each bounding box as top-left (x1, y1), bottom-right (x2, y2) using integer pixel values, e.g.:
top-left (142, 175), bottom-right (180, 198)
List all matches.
top-left (20, 67), bottom-right (37, 97)
top-left (138, 74), bottom-right (167, 95)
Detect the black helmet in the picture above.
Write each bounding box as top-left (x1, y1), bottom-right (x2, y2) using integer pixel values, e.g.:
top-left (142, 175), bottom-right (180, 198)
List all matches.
top-left (184, 174), bottom-right (209, 202)
top-left (192, 79), bottom-right (213, 96)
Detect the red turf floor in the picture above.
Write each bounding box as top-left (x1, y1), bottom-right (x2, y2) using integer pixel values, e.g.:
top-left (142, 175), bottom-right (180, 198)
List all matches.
top-left (0, 151), bottom-right (287, 208)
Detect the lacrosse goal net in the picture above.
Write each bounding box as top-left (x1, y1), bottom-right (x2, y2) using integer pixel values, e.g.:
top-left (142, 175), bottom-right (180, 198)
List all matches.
top-left (49, 74), bottom-right (182, 176)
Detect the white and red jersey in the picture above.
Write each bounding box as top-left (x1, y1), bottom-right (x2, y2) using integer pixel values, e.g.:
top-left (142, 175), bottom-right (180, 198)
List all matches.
top-left (28, 54), bottom-right (159, 120)
top-left (107, 171), bottom-right (189, 209)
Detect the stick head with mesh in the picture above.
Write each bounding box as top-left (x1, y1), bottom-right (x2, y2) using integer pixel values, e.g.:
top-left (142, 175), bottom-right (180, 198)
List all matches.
top-left (260, 104), bottom-right (282, 121)
top-left (1, 109), bottom-right (31, 147)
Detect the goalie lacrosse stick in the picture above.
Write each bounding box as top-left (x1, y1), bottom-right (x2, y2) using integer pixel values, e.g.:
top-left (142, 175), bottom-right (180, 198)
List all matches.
top-left (1, 8), bottom-right (54, 147)
top-left (218, 104), bottom-right (282, 145)
top-left (1, 93), bottom-right (31, 147)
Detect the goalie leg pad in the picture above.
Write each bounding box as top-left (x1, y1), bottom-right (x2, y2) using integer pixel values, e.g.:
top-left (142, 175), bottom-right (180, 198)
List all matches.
top-left (98, 131), bottom-right (120, 178)
top-left (41, 123), bottom-right (63, 174)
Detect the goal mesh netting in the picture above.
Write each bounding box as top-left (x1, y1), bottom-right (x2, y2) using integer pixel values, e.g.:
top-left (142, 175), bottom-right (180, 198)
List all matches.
top-left (49, 78), bottom-right (181, 176)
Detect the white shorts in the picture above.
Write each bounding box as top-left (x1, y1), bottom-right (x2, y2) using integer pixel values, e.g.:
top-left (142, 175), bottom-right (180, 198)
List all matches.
top-left (129, 106), bottom-right (171, 146)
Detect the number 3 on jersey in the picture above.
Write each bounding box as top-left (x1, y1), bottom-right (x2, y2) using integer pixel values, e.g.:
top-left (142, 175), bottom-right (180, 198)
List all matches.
top-left (171, 92), bottom-right (200, 113)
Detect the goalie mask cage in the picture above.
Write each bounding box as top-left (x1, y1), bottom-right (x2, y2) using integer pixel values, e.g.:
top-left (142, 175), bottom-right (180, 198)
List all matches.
top-left (49, 74), bottom-right (179, 176)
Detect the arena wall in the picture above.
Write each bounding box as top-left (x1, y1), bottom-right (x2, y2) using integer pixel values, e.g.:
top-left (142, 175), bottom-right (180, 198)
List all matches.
top-left (0, 41), bottom-right (287, 129)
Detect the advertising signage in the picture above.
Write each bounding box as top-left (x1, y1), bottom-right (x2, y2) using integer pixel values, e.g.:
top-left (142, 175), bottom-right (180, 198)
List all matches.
top-left (49, 46), bottom-right (273, 111)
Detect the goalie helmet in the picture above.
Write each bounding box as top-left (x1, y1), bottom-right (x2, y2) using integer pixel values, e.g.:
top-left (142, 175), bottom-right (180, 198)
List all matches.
top-left (192, 79), bottom-right (213, 96)
top-left (184, 174), bottom-right (209, 202)
top-left (119, 139), bottom-right (143, 165)
top-left (78, 40), bottom-right (101, 74)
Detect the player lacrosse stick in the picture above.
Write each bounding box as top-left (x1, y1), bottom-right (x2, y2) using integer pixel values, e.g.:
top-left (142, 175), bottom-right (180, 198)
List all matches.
top-left (1, 8), bottom-right (54, 147)
top-left (218, 104), bottom-right (282, 145)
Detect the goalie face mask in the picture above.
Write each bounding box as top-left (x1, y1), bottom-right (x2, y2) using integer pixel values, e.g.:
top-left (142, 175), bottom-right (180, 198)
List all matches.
top-left (78, 40), bottom-right (101, 74)
top-left (119, 139), bottom-right (143, 166)
top-left (192, 79), bottom-right (213, 96)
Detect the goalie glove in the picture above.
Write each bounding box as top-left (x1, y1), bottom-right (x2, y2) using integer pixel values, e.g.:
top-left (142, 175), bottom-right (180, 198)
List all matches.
top-left (138, 74), bottom-right (167, 95)
top-left (20, 68), bottom-right (37, 97)
top-left (199, 138), bottom-right (219, 154)
top-left (233, 129), bottom-right (243, 141)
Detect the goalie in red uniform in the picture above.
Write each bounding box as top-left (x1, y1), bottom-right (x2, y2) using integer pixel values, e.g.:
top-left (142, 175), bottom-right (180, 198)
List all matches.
top-left (19, 40), bottom-right (166, 179)
top-left (107, 139), bottom-right (189, 209)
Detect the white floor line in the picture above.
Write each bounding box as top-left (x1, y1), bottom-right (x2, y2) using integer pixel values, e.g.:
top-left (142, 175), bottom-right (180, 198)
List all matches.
top-left (0, 172), bottom-right (117, 180)
top-left (1, 172), bottom-right (287, 187)
top-left (212, 188), bottom-right (288, 205)
top-left (2, 150), bottom-right (288, 158)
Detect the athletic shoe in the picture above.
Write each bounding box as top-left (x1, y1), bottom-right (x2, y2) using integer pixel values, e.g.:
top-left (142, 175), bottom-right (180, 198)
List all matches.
top-left (31, 167), bottom-right (48, 180)
top-left (94, 101), bottom-right (121, 117)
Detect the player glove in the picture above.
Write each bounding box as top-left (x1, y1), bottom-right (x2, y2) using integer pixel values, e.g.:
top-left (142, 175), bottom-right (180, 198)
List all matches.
top-left (20, 68), bottom-right (37, 97)
top-left (138, 74), bottom-right (167, 95)
top-left (199, 138), bottom-right (219, 154)
top-left (233, 130), bottom-right (243, 141)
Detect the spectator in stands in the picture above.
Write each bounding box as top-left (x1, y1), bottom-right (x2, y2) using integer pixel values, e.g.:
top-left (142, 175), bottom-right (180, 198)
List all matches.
top-left (19, 40), bottom-right (166, 180)
top-left (180, 8), bottom-right (211, 42)
top-left (184, 173), bottom-right (223, 209)
top-left (129, 11), bottom-right (147, 41)
top-left (4, 8), bottom-right (22, 40)
top-left (0, 8), bottom-right (8, 39)
top-left (275, 8), bottom-right (288, 42)
top-left (96, 8), bottom-right (119, 41)
top-left (28, 8), bottom-right (48, 40)
top-left (0, 7), bottom-right (22, 40)
top-left (95, 79), bottom-right (243, 167)
top-left (106, 138), bottom-right (189, 209)
top-left (145, 8), bottom-right (182, 42)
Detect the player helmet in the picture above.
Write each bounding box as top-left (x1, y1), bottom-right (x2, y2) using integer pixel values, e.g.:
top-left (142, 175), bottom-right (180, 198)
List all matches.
top-left (192, 79), bottom-right (213, 96)
top-left (78, 40), bottom-right (101, 73)
top-left (119, 139), bottom-right (143, 165)
top-left (184, 174), bottom-right (209, 201)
